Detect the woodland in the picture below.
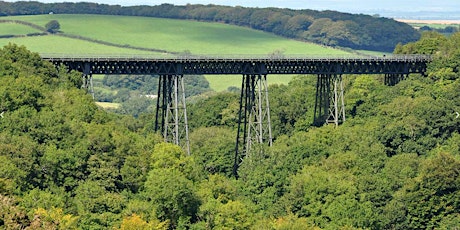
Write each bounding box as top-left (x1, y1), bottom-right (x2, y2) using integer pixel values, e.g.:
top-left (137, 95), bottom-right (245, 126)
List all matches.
top-left (0, 26), bottom-right (460, 229)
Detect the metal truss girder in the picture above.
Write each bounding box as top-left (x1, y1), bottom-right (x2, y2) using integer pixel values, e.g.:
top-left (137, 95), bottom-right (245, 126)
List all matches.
top-left (154, 74), bottom-right (190, 155)
top-left (384, 73), bottom-right (407, 86)
top-left (234, 74), bottom-right (272, 177)
top-left (49, 58), bottom-right (428, 76)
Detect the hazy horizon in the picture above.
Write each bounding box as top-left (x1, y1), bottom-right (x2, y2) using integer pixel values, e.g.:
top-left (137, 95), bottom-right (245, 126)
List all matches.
top-left (2, 0), bottom-right (460, 19)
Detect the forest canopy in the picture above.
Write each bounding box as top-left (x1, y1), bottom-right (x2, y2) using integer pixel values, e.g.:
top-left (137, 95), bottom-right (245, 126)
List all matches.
top-left (0, 1), bottom-right (420, 51)
top-left (0, 29), bottom-right (460, 229)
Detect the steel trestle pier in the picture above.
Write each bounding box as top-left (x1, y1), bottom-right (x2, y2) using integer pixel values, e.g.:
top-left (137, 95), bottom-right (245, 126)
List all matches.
top-left (42, 54), bottom-right (430, 176)
top-left (234, 74), bottom-right (273, 176)
top-left (155, 74), bottom-right (190, 155)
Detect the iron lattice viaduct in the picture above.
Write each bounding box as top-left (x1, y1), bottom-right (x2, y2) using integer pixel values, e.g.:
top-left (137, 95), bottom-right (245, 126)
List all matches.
top-left (42, 55), bottom-right (430, 176)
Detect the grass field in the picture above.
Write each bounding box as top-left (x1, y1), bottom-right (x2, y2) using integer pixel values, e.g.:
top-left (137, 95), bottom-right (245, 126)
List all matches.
top-left (1, 14), bottom-right (353, 91)
top-left (0, 22), bottom-right (41, 35)
top-left (1, 14), bottom-right (350, 56)
top-left (0, 35), bottom-right (160, 55)
top-left (95, 102), bottom-right (120, 109)
top-left (205, 74), bottom-right (293, 92)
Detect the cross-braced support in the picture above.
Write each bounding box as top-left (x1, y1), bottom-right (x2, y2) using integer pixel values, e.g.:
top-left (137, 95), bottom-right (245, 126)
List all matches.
top-left (314, 74), bottom-right (345, 126)
top-left (234, 74), bottom-right (272, 176)
top-left (155, 74), bottom-right (190, 155)
top-left (384, 73), bottom-right (407, 86)
top-left (82, 63), bottom-right (94, 98)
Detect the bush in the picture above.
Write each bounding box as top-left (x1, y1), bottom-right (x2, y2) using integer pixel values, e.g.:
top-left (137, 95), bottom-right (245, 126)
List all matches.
top-left (45, 20), bottom-right (60, 33)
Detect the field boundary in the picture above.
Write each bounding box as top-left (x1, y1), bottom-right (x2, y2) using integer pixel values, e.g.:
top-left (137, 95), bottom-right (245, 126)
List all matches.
top-left (0, 19), bottom-right (48, 38)
top-left (0, 19), bottom-right (178, 54)
top-left (56, 33), bottom-right (178, 55)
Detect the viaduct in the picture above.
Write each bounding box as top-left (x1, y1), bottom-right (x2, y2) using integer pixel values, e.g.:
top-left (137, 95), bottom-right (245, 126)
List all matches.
top-left (42, 54), bottom-right (430, 175)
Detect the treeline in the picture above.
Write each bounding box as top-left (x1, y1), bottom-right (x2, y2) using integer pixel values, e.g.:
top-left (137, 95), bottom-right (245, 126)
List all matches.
top-left (0, 1), bottom-right (420, 52)
top-left (419, 25), bottom-right (459, 34)
top-left (95, 74), bottom-right (212, 117)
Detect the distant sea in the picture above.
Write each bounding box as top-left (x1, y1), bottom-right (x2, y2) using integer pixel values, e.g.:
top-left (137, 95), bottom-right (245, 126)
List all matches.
top-left (361, 10), bottom-right (460, 20)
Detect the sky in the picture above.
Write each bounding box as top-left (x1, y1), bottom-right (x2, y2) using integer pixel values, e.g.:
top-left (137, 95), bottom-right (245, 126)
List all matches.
top-left (3, 0), bottom-right (460, 14)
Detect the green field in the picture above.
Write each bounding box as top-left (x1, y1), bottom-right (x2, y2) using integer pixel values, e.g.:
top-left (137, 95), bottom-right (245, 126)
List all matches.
top-left (206, 74), bottom-right (294, 92)
top-left (0, 14), bottom-right (352, 91)
top-left (0, 22), bottom-right (41, 35)
top-left (0, 14), bottom-right (350, 56)
top-left (95, 102), bottom-right (121, 109)
top-left (0, 35), bottom-right (161, 55)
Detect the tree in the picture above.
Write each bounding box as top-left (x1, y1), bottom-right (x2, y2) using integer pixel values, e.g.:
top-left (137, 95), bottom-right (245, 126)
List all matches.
top-left (384, 153), bottom-right (460, 229)
top-left (73, 180), bottom-right (125, 228)
top-left (28, 207), bottom-right (78, 229)
top-left (281, 162), bottom-right (377, 229)
top-left (190, 127), bottom-right (235, 176)
top-left (144, 168), bottom-right (200, 228)
top-left (187, 92), bottom-right (239, 130)
top-left (45, 20), bottom-right (60, 33)
top-left (0, 195), bottom-right (30, 228)
top-left (212, 200), bottom-right (255, 230)
top-left (143, 143), bottom-right (201, 228)
top-left (119, 214), bottom-right (168, 230)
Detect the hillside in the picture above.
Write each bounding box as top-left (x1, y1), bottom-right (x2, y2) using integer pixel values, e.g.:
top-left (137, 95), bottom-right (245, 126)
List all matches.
top-left (0, 14), bottom-right (351, 56)
top-left (0, 14), bottom-right (352, 105)
top-left (0, 1), bottom-right (421, 52)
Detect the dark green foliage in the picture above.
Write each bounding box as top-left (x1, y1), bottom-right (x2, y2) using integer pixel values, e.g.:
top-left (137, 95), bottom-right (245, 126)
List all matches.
top-left (383, 153), bottom-right (460, 229)
top-left (190, 127), bottom-right (235, 176)
top-left (187, 92), bottom-right (240, 130)
top-left (0, 44), bottom-right (163, 228)
top-left (100, 74), bottom-right (211, 116)
top-left (102, 75), bottom-right (158, 93)
top-left (45, 20), bottom-right (60, 33)
top-left (1, 31), bottom-right (460, 229)
top-left (145, 143), bottom-right (201, 228)
top-left (418, 25), bottom-right (459, 35)
top-left (102, 74), bottom-right (211, 98)
top-left (269, 76), bottom-right (316, 137)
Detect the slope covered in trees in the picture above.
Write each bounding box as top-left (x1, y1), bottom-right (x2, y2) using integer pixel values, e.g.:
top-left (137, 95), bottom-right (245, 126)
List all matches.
top-left (1, 31), bottom-right (460, 229)
top-left (0, 1), bottom-right (420, 52)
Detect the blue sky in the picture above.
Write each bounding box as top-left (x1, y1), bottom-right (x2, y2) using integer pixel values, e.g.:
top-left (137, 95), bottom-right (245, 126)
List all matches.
top-left (3, 0), bottom-right (459, 14)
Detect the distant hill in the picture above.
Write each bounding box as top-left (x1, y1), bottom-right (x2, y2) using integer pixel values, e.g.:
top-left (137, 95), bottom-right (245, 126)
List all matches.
top-left (0, 14), bottom-right (355, 98)
top-left (0, 1), bottom-right (421, 52)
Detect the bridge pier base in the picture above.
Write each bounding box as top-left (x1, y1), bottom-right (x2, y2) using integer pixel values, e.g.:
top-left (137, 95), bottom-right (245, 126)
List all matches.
top-left (155, 74), bottom-right (190, 155)
top-left (384, 73), bottom-right (407, 86)
top-left (234, 74), bottom-right (273, 177)
top-left (82, 63), bottom-right (94, 98)
top-left (314, 74), bottom-right (345, 126)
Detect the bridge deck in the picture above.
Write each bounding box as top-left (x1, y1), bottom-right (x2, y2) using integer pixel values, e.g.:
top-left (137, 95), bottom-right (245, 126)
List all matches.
top-left (41, 55), bottom-right (431, 75)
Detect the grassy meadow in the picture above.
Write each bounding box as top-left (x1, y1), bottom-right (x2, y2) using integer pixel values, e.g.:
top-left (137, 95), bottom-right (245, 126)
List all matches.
top-left (0, 22), bottom-right (41, 35)
top-left (1, 14), bottom-right (351, 91)
top-left (95, 102), bottom-right (121, 109)
top-left (0, 14), bottom-right (350, 56)
top-left (0, 35), bottom-right (160, 55)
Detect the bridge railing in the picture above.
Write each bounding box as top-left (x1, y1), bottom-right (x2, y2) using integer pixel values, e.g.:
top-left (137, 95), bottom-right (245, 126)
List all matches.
top-left (40, 53), bottom-right (432, 62)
